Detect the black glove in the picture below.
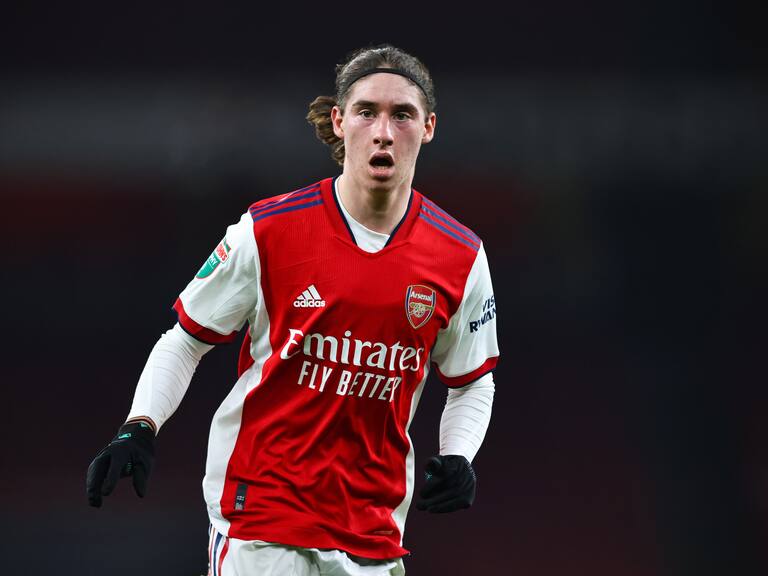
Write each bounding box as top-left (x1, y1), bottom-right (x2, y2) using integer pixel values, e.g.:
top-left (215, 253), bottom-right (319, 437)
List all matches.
top-left (415, 455), bottom-right (476, 513)
top-left (86, 420), bottom-right (156, 508)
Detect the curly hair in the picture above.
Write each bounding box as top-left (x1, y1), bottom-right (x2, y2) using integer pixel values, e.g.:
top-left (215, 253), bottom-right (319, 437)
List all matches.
top-left (306, 44), bottom-right (436, 166)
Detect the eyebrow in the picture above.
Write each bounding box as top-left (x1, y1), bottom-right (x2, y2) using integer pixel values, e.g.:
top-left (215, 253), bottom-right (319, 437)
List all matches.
top-left (350, 100), bottom-right (420, 115)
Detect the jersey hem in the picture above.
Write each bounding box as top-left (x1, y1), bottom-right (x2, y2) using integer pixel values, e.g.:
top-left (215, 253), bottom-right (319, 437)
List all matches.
top-left (220, 521), bottom-right (410, 560)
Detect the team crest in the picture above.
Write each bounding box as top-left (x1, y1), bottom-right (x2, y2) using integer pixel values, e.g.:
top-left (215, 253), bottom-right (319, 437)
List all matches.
top-left (405, 285), bottom-right (436, 329)
top-left (196, 238), bottom-right (231, 279)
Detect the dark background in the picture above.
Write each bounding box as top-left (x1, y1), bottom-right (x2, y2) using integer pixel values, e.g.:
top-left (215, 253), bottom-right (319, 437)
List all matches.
top-left (1, 2), bottom-right (765, 575)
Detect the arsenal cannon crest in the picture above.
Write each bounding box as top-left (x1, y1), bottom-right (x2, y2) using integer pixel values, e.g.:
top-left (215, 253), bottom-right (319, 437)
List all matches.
top-left (405, 285), bottom-right (436, 329)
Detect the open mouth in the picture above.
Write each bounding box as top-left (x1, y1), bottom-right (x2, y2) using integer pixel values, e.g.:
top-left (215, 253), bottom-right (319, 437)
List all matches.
top-left (369, 154), bottom-right (394, 168)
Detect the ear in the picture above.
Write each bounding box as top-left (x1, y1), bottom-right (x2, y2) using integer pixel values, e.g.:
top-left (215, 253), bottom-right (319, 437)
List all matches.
top-left (331, 105), bottom-right (344, 139)
top-left (422, 112), bottom-right (436, 144)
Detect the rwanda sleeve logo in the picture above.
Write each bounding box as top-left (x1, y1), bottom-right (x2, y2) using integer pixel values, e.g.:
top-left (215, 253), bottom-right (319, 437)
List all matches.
top-left (196, 238), bottom-right (231, 279)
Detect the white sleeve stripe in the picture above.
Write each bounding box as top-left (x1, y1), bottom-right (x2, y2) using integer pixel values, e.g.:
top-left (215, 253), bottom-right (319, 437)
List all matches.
top-left (177, 212), bottom-right (259, 338)
top-left (430, 243), bottom-right (499, 382)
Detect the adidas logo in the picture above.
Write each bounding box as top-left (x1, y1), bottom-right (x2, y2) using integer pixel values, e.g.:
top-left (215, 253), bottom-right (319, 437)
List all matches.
top-left (293, 284), bottom-right (326, 308)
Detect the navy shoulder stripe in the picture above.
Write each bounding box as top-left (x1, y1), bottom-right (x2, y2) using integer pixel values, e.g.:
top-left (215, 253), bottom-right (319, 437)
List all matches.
top-left (419, 198), bottom-right (481, 251)
top-left (421, 197), bottom-right (481, 244)
top-left (249, 184), bottom-right (322, 222)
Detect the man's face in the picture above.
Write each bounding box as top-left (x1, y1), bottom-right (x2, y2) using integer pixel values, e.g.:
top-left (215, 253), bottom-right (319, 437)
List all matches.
top-left (331, 73), bottom-right (436, 191)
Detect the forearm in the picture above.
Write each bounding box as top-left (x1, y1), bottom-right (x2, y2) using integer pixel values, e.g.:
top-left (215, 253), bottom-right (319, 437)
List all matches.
top-left (126, 323), bottom-right (213, 433)
top-left (439, 372), bottom-right (495, 462)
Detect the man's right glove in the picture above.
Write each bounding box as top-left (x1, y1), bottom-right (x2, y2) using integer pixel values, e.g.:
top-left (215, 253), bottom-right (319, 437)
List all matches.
top-left (415, 454), bottom-right (477, 513)
top-left (86, 420), bottom-right (156, 508)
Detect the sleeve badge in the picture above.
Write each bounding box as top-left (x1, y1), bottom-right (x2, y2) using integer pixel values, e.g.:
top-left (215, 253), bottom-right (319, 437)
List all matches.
top-left (196, 238), bottom-right (231, 279)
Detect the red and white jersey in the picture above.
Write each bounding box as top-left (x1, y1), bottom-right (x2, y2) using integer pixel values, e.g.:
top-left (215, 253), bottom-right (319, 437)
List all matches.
top-left (173, 177), bottom-right (499, 559)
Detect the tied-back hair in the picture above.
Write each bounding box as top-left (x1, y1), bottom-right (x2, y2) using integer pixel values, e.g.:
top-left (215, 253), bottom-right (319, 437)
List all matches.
top-left (306, 44), bottom-right (436, 166)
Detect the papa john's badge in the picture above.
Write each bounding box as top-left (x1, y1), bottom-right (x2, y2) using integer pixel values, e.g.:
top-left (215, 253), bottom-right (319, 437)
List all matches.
top-left (405, 285), bottom-right (436, 329)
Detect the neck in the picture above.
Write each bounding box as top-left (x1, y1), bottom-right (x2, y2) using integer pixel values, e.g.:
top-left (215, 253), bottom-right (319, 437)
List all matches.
top-left (336, 173), bottom-right (412, 234)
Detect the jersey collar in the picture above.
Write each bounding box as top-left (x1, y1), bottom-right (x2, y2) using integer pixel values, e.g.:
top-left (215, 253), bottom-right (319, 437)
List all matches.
top-left (321, 176), bottom-right (422, 250)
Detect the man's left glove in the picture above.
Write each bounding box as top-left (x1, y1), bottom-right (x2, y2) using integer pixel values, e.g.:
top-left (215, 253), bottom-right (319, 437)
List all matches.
top-left (86, 420), bottom-right (156, 508)
top-left (415, 454), bottom-right (477, 513)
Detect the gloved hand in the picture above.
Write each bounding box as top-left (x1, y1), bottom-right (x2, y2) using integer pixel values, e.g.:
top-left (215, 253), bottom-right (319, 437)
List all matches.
top-left (86, 420), bottom-right (156, 508)
top-left (416, 454), bottom-right (477, 513)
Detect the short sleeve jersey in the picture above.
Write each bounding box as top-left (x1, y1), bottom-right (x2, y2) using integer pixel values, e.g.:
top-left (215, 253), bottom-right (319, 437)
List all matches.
top-left (174, 178), bottom-right (499, 559)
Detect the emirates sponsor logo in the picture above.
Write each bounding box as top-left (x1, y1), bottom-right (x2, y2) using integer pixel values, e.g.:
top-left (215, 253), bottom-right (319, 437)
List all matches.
top-left (278, 328), bottom-right (425, 403)
top-left (280, 328), bottom-right (424, 372)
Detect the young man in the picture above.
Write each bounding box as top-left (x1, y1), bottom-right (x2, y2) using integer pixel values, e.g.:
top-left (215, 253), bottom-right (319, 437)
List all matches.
top-left (86, 45), bottom-right (499, 576)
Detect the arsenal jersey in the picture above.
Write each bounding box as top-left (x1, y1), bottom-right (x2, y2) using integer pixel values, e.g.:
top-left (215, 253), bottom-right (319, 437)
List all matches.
top-left (173, 177), bottom-right (499, 559)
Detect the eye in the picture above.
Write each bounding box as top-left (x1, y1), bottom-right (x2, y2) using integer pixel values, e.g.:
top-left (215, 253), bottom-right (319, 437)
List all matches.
top-left (394, 111), bottom-right (412, 121)
top-left (359, 109), bottom-right (375, 119)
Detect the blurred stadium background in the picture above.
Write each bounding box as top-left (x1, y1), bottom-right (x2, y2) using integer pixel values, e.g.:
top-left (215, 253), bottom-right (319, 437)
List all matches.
top-left (0, 3), bottom-right (765, 575)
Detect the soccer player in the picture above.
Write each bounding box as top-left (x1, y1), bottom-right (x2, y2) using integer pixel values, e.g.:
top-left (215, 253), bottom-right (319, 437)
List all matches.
top-left (86, 44), bottom-right (499, 575)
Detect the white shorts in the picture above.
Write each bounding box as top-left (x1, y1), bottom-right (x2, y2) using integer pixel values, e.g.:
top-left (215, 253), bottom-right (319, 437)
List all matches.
top-left (207, 524), bottom-right (406, 576)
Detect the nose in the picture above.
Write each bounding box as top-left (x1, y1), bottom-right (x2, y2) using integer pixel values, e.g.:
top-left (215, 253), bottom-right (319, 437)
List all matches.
top-left (373, 115), bottom-right (394, 146)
